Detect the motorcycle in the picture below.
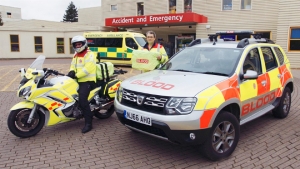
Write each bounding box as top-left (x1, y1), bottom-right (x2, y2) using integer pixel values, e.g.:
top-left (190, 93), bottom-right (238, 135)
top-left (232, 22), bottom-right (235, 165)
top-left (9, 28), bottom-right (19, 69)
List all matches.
top-left (7, 55), bottom-right (126, 138)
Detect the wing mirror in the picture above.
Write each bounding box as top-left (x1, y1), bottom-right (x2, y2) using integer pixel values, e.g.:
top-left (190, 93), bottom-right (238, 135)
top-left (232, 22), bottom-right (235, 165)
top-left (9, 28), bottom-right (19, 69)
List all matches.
top-left (19, 68), bottom-right (26, 77)
top-left (241, 70), bottom-right (258, 80)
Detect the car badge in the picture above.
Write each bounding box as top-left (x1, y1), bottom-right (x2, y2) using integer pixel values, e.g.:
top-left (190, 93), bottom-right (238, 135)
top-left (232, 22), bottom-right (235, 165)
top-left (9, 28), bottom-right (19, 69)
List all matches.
top-left (137, 95), bottom-right (145, 106)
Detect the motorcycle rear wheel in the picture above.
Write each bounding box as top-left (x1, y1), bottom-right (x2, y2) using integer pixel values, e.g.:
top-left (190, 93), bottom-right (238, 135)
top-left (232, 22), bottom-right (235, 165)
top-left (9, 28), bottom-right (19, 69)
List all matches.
top-left (93, 105), bottom-right (115, 119)
top-left (7, 108), bottom-right (45, 138)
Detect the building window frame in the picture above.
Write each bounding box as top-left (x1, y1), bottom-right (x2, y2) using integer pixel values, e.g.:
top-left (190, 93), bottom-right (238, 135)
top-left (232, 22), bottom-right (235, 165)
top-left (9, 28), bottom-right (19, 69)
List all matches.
top-left (57, 37), bottom-right (65, 54)
top-left (10, 34), bottom-right (20, 52)
top-left (111, 5), bottom-right (117, 11)
top-left (184, 0), bottom-right (192, 13)
top-left (7, 12), bottom-right (12, 18)
top-left (34, 36), bottom-right (43, 53)
top-left (137, 2), bottom-right (144, 16)
top-left (288, 27), bottom-right (300, 52)
top-left (222, 0), bottom-right (233, 11)
top-left (254, 31), bottom-right (272, 39)
top-left (241, 0), bottom-right (252, 10)
top-left (69, 38), bottom-right (75, 54)
top-left (169, 0), bottom-right (176, 14)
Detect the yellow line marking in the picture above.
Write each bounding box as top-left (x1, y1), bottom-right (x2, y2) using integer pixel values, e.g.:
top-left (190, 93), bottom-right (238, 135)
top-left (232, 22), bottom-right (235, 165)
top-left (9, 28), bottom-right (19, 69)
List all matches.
top-left (0, 69), bottom-right (14, 80)
top-left (1, 74), bottom-right (20, 91)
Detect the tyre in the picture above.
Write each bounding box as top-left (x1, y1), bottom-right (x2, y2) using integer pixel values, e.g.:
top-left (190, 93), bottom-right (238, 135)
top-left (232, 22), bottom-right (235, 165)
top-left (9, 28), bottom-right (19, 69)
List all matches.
top-left (273, 87), bottom-right (291, 119)
top-left (7, 109), bottom-right (45, 138)
top-left (93, 105), bottom-right (115, 119)
top-left (200, 111), bottom-right (240, 161)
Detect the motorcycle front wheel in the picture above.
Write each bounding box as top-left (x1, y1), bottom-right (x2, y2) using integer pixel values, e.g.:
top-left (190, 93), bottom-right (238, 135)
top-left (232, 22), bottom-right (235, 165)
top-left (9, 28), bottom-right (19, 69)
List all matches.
top-left (93, 105), bottom-right (115, 119)
top-left (7, 108), bottom-right (45, 138)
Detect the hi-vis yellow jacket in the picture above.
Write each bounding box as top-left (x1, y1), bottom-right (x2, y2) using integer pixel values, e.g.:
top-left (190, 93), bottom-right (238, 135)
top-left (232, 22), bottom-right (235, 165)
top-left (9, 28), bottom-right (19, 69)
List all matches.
top-left (143, 42), bottom-right (168, 65)
top-left (70, 49), bottom-right (97, 83)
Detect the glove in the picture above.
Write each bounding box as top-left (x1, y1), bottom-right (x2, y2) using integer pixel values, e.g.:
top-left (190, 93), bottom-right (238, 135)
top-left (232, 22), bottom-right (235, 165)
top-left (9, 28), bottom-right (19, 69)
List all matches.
top-left (67, 70), bottom-right (76, 79)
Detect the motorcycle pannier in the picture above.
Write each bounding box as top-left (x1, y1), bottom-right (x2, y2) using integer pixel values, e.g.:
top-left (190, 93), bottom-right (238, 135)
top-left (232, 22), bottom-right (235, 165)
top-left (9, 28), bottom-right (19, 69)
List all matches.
top-left (101, 79), bottom-right (121, 99)
top-left (96, 62), bottom-right (114, 80)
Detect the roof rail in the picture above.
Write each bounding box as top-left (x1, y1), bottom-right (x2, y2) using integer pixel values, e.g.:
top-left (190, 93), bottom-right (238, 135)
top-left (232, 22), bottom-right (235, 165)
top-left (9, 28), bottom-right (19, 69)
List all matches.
top-left (188, 38), bottom-right (210, 47)
top-left (237, 38), bottom-right (275, 48)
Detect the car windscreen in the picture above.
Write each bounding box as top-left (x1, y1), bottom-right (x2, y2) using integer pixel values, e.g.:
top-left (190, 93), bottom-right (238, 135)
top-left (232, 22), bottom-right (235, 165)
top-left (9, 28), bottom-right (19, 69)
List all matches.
top-left (134, 37), bottom-right (146, 47)
top-left (160, 47), bottom-right (242, 76)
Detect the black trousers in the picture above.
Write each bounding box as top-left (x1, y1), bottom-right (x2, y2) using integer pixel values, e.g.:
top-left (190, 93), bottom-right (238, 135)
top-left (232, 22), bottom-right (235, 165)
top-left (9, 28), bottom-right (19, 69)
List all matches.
top-left (78, 81), bottom-right (95, 124)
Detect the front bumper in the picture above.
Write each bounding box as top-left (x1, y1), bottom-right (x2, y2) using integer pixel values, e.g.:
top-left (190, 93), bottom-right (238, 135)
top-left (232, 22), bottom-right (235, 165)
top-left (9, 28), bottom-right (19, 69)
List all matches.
top-left (115, 99), bottom-right (211, 145)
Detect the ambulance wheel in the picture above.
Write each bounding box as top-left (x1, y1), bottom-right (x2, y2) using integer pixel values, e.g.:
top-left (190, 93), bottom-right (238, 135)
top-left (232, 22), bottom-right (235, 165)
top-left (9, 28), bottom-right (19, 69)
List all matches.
top-left (200, 111), bottom-right (240, 161)
top-left (7, 109), bottom-right (45, 138)
top-left (273, 87), bottom-right (291, 119)
top-left (93, 105), bottom-right (115, 119)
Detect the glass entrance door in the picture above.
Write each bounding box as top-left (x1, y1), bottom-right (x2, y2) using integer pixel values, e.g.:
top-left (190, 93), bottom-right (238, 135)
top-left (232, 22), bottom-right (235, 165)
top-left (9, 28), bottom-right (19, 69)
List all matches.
top-left (175, 36), bottom-right (194, 52)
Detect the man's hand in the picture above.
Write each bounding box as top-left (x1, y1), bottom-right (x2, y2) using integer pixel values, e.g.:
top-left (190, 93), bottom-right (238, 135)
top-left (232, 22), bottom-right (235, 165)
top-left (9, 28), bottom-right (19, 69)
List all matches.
top-left (156, 55), bottom-right (162, 60)
top-left (67, 70), bottom-right (76, 79)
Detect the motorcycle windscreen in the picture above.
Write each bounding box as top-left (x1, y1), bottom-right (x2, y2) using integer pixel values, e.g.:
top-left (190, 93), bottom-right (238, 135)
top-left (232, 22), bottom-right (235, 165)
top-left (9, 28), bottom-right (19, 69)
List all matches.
top-left (25, 55), bottom-right (46, 79)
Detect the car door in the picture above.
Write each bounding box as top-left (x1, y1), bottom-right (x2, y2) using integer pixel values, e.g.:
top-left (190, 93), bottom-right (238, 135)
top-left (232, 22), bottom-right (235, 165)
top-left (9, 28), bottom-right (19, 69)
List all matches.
top-left (259, 46), bottom-right (280, 104)
top-left (239, 47), bottom-right (268, 119)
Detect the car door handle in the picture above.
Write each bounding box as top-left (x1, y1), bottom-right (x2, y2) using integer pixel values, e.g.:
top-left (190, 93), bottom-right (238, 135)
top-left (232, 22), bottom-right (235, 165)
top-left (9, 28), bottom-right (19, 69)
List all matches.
top-left (261, 80), bottom-right (267, 86)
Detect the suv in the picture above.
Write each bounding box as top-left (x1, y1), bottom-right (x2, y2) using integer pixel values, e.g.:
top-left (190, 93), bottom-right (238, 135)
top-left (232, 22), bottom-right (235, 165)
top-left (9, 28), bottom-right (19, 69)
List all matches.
top-left (114, 31), bottom-right (293, 161)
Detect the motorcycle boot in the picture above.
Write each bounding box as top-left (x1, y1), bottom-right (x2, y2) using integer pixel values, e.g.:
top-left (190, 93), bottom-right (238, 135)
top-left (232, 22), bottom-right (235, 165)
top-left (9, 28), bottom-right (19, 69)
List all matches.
top-left (82, 117), bottom-right (93, 133)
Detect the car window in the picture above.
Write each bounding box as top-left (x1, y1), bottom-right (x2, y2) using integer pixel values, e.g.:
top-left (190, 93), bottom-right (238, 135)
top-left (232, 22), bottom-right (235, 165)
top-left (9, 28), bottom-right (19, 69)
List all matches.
top-left (243, 48), bottom-right (262, 74)
top-left (261, 47), bottom-right (278, 71)
top-left (273, 47), bottom-right (284, 65)
top-left (87, 38), bottom-right (123, 48)
top-left (161, 47), bottom-right (242, 76)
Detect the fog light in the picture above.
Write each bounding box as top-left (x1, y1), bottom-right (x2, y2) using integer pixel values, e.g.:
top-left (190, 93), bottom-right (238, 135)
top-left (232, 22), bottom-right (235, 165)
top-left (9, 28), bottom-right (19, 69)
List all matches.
top-left (190, 133), bottom-right (196, 140)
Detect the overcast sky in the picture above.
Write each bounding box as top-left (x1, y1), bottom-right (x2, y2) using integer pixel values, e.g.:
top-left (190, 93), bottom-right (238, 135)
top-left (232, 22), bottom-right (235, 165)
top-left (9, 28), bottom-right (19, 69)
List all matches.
top-left (0, 0), bottom-right (102, 22)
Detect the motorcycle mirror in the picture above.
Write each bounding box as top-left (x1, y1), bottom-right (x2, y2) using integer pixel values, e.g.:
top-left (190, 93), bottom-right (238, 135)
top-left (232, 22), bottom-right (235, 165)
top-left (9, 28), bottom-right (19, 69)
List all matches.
top-left (20, 68), bottom-right (26, 77)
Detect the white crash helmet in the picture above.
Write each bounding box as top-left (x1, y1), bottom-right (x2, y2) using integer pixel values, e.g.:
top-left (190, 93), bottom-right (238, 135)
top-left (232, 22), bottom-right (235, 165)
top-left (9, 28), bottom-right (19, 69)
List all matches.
top-left (71, 35), bottom-right (87, 53)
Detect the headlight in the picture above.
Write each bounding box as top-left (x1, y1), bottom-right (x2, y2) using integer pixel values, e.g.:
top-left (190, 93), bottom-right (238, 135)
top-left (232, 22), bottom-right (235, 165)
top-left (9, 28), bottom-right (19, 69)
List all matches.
top-left (18, 86), bottom-right (31, 97)
top-left (117, 86), bottom-right (123, 102)
top-left (165, 97), bottom-right (197, 115)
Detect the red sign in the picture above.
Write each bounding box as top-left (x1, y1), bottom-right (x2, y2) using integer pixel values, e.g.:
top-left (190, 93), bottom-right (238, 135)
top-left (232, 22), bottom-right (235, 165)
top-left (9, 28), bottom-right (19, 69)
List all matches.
top-left (105, 12), bottom-right (207, 27)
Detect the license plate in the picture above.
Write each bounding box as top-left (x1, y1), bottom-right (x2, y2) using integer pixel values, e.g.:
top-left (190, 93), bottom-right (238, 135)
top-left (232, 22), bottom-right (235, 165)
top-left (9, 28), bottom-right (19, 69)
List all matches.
top-left (124, 110), bottom-right (152, 126)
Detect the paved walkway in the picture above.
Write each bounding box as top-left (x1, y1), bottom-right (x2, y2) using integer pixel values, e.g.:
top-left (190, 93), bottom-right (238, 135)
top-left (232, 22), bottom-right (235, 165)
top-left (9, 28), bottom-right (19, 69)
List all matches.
top-left (0, 60), bottom-right (299, 168)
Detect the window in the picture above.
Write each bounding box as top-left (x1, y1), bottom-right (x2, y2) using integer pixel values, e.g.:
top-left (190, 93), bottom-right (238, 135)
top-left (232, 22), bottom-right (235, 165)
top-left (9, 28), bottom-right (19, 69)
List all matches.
top-left (237, 34), bottom-right (251, 41)
top-left (261, 47), bottom-right (278, 71)
top-left (184, 0), bottom-right (192, 13)
top-left (243, 48), bottom-right (262, 74)
top-left (10, 35), bottom-right (19, 52)
top-left (69, 38), bottom-right (75, 54)
top-left (125, 38), bottom-right (138, 49)
top-left (34, 36), bottom-right (43, 53)
top-left (241, 0), bottom-right (251, 9)
top-left (7, 12), bottom-right (11, 18)
top-left (137, 2), bottom-right (144, 16)
top-left (87, 38), bottom-right (123, 48)
top-left (223, 0), bottom-right (232, 10)
top-left (289, 27), bottom-right (300, 51)
top-left (273, 47), bottom-right (284, 65)
top-left (169, 0), bottom-right (176, 13)
top-left (254, 31), bottom-right (271, 39)
top-left (57, 38), bottom-right (64, 54)
top-left (111, 5), bottom-right (117, 11)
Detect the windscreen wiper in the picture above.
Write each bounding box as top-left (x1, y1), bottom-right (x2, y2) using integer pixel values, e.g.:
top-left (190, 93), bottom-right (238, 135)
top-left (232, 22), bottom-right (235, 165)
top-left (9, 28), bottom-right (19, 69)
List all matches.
top-left (172, 69), bottom-right (194, 72)
top-left (201, 72), bottom-right (229, 76)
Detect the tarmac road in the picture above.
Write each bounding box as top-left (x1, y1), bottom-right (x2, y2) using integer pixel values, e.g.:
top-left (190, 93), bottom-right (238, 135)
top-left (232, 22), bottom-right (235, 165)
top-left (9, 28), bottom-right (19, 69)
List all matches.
top-left (0, 59), bottom-right (299, 169)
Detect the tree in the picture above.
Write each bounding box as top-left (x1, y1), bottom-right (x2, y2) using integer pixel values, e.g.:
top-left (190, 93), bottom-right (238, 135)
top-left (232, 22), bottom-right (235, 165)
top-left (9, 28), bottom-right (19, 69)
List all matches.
top-left (0, 12), bottom-right (4, 26)
top-left (62, 1), bottom-right (78, 22)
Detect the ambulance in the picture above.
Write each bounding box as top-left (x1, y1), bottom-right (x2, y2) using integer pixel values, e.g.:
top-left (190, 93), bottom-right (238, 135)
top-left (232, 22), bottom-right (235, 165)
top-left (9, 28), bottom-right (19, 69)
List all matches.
top-left (84, 32), bottom-right (146, 65)
top-left (114, 31), bottom-right (294, 161)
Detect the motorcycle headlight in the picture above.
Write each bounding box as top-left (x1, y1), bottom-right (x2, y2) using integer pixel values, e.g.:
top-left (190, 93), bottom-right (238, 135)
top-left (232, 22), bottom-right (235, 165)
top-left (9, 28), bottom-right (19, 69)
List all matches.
top-left (117, 86), bottom-right (123, 102)
top-left (165, 97), bottom-right (197, 115)
top-left (19, 86), bottom-right (31, 97)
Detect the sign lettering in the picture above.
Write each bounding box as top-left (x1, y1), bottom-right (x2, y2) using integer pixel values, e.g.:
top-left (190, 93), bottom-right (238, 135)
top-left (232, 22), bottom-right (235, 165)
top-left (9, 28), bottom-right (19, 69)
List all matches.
top-left (131, 80), bottom-right (175, 90)
top-left (242, 92), bottom-right (276, 115)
